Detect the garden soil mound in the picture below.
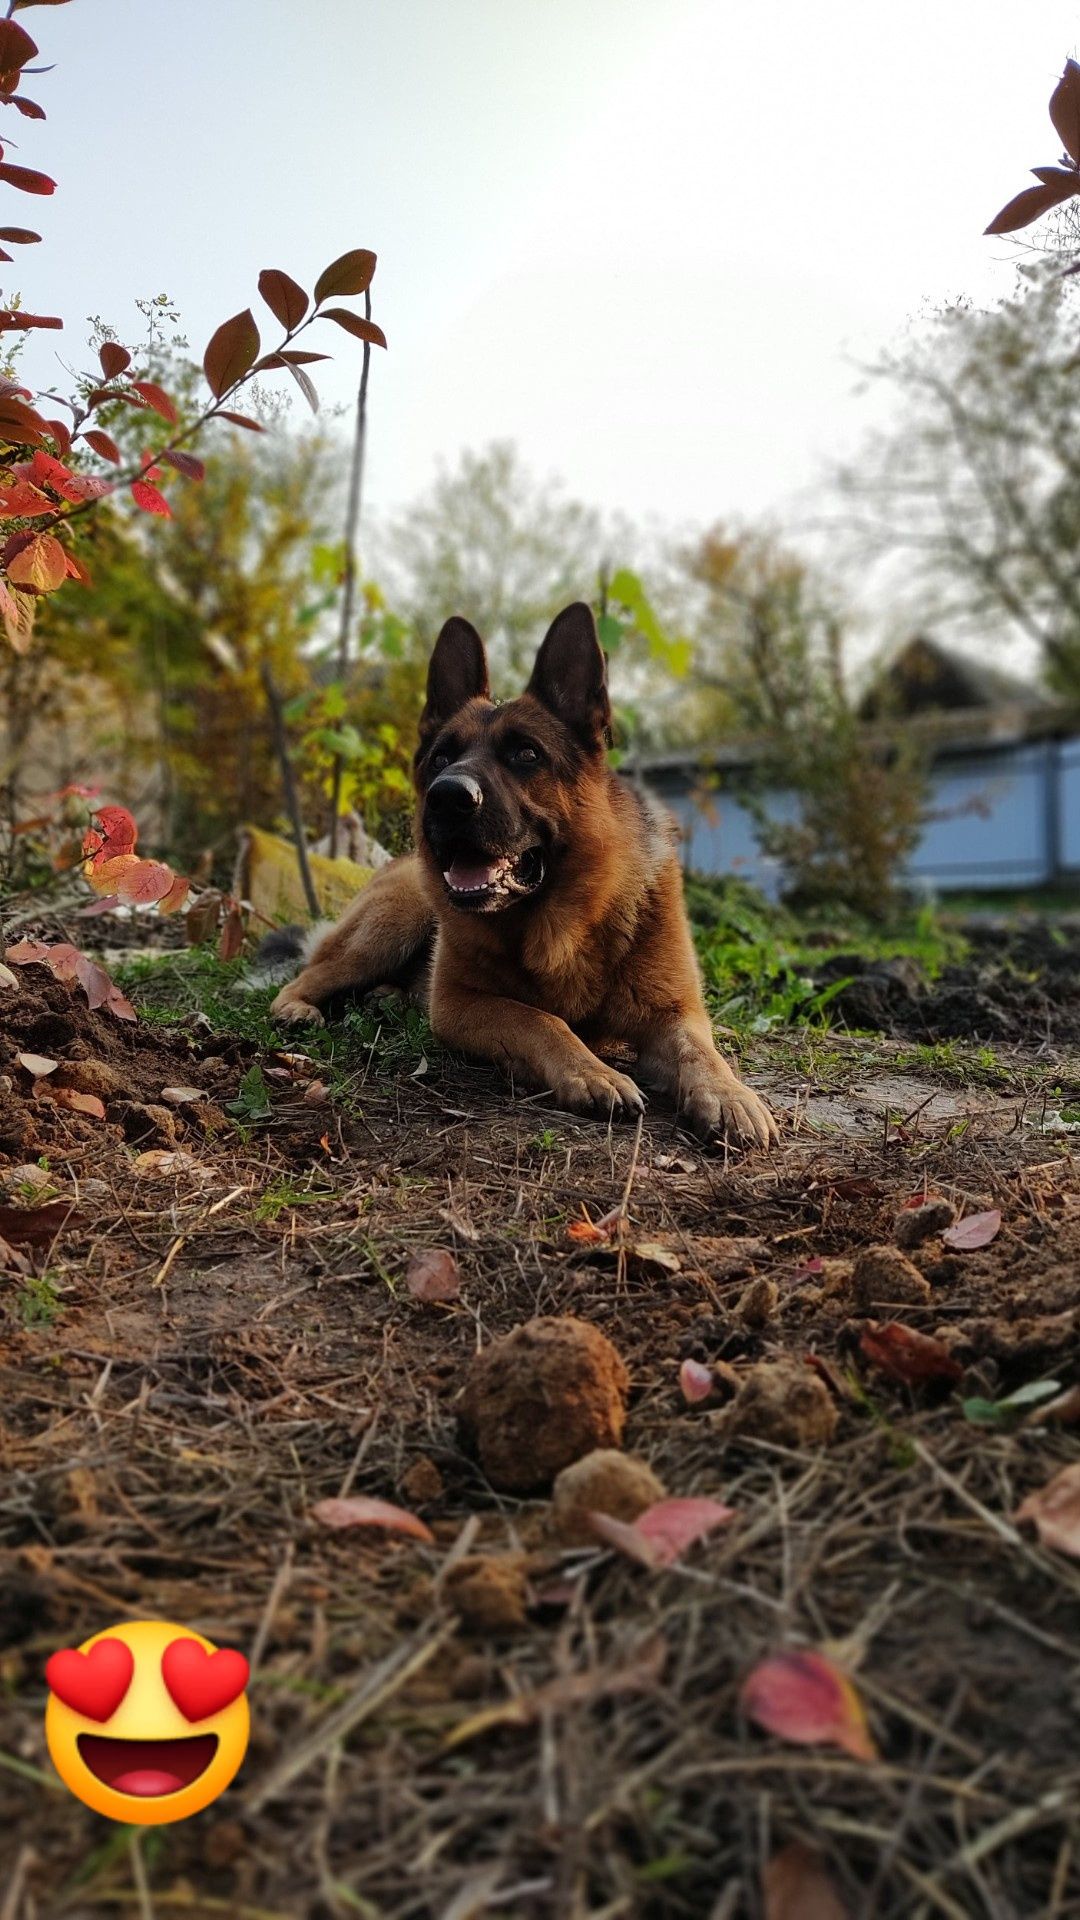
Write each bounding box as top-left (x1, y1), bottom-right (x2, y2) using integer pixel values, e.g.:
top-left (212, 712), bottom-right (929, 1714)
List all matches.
top-left (809, 919), bottom-right (1080, 1045)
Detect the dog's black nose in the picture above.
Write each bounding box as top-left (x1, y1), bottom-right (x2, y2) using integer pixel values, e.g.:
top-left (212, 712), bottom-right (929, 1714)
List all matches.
top-left (427, 772), bottom-right (483, 817)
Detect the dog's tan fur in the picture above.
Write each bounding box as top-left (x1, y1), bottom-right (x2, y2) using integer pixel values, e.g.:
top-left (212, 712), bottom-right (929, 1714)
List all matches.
top-left (272, 605), bottom-right (775, 1147)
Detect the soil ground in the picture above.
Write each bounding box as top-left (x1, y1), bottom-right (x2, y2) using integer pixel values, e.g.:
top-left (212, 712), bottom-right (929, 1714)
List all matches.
top-left (1, 939), bottom-right (1079, 1920)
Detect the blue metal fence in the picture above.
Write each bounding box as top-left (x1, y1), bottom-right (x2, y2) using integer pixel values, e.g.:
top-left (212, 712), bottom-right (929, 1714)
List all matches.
top-left (647, 736), bottom-right (1080, 895)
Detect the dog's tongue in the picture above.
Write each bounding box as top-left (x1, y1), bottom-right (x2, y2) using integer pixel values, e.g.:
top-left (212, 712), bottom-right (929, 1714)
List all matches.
top-left (445, 858), bottom-right (500, 891)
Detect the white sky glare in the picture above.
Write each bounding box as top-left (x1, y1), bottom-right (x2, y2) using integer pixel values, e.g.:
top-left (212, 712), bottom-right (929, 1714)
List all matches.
top-left (12, 0), bottom-right (1080, 529)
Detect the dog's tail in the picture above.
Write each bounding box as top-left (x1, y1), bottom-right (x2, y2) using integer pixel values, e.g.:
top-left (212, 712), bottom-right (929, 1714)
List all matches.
top-left (247, 920), bottom-right (336, 988)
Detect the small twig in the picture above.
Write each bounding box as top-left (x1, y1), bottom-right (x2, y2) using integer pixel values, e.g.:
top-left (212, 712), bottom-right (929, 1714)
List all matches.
top-left (260, 658), bottom-right (320, 918)
top-left (129, 1831), bottom-right (155, 1920)
top-left (328, 287), bottom-right (373, 859)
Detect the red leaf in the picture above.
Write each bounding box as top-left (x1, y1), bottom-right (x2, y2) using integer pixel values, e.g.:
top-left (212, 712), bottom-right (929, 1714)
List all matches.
top-left (106, 982), bottom-right (136, 1022)
top-left (279, 349), bottom-right (330, 365)
top-left (0, 309), bottom-right (61, 329)
top-left (763, 1842), bottom-right (850, 1920)
top-left (161, 448), bottom-right (204, 481)
top-left (0, 18), bottom-right (38, 68)
top-left (98, 341), bottom-right (131, 380)
top-left (985, 172), bottom-right (1080, 236)
top-left (1050, 59), bottom-right (1080, 164)
top-left (942, 1208), bottom-right (1001, 1250)
top-left (83, 804), bottom-right (137, 864)
top-left (859, 1320), bottom-right (962, 1387)
top-left (0, 480), bottom-right (54, 513)
top-left (0, 584), bottom-right (33, 650)
top-left (742, 1648), bottom-right (877, 1761)
top-left (320, 307), bottom-right (387, 349)
top-left (0, 1199), bottom-right (84, 1248)
top-left (83, 429), bottom-right (120, 464)
top-left (215, 409), bottom-right (264, 432)
top-left (7, 531), bottom-right (66, 592)
top-left (406, 1247), bottom-right (461, 1302)
top-left (281, 358), bottom-right (318, 413)
top-left (115, 858), bottom-right (174, 906)
top-left (28, 449), bottom-right (110, 502)
top-left (130, 478), bottom-right (171, 517)
top-left (590, 1496), bottom-right (736, 1568)
top-left (45, 416), bottom-right (70, 454)
top-left (129, 380), bottom-right (177, 424)
top-left (311, 1495), bottom-right (434, 1543)
top-left (157, 872), bottom-right (191, 915)
top-left (314, 248), bottom-right (377, 303)
top-left (203, 308), bottom-right (260, 398)
top-left (218, 903), bottom-right (245, 961)
top-left (8, 94), bottom-right (44, 118)
top-left (0, 226), bottom-right (40, 242)
top-left (4, 937), bottom-right (50, 963)
top-left (0, 395), bottom-right (49, 444)
top-left (0, 161), bottom-right (54, 194)
top-left (257, 267), bottom-right (309, 330)
top-left (679, 1358), bottom-right (715, 1404)
top-left (49, 1085), bottom-right (105, 1119)
top-left (1014, 1462), bottom-right (1080, 1558)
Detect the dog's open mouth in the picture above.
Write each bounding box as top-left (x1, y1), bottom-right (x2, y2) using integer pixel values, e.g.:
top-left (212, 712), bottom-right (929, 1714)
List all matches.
top-left (442, 845), bottom-right (546, 910)
top-left (77, 1732), bottom-right (218, 1796)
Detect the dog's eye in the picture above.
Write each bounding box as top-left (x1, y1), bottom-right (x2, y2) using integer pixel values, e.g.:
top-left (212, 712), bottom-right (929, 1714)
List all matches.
top-left (430, 751), bottom-right (451, 773)
top-left (511, 743), bottom-right (541, 767)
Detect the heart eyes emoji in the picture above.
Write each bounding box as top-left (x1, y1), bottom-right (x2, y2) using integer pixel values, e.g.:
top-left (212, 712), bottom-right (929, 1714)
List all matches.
top-left (45, 1638), bottom-right (134, 1721)
top-left (161, 1638), bottom-right (250, 1721)
top-left (46, 1635), bottom-right (249, 1724)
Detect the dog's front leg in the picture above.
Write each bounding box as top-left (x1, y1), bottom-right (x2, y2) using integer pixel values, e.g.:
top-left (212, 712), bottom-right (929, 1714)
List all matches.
top-left (432, 982), bottom-right (644, 1120)
top-left (637, 1012), bottom-right (776, 1148)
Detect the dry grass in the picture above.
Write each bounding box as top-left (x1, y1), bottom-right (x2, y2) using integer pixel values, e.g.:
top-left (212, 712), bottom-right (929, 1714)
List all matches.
top-left (1, 978), bottom-right (1079, 1918)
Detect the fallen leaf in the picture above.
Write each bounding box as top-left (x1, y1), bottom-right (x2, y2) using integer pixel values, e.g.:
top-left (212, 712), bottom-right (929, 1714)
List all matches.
top-left (679, 1358), bottom-right (715, 1404)
top-left (590, 1496), bottom-right (736, 1568)
top-left (301, 1078), bottom-right (330, 1106)
top-left (437, 1200), bottom-right (480, 1241)
top-left (47, 1087), bottom-right (106, 1118)
top-left (0, 1200), bottom-right (85, 1248)
top-left (742, 1648), bottom-right (877, 1761)
top-left (654, 1152), bottom-right (697, 1174)
top-left (628, 1240), bottom-right (682, 1276)
top-left (0, 962), bottom-right (19, 990)
top-left (1024, 1384), bottom-right (1080, 1429)
top-left (859, 1321), bottom-right (962, 1387)
top-left (763, 1841), bottom-right (850, 1920)
top-left (406, 1247), bottom-right (461, 1303)
top-left (1014, 1462), bottom-right (1080, 1558)
top-left (14, 1051), bottom-right (57, 1077)
top-left (132, 1149), bottom-right (211, 1178)
top-left (446, 1635), bottom-right (666, 1747)
top-left (942, 1208), bottom-right (1001, 1250)
top-left (962, 1378), bottom-right (1062, 1428)
top-left (0, 1232), bottom-right (31, 1274)
top-left (566, 1205), bottom-right (622, 1244)
top-left (159, 1085), bottom-right (208, 1107)
top-left (311, 1496), bottom-right (434, 1543)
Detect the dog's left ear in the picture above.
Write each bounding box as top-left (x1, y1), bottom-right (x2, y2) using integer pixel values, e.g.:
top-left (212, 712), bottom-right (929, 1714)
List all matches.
top-left (526, 603), bottom-right (611, 745)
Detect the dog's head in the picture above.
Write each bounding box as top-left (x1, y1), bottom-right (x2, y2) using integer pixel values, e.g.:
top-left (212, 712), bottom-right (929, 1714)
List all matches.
top-left (414, 602), bottom-right (610, 914)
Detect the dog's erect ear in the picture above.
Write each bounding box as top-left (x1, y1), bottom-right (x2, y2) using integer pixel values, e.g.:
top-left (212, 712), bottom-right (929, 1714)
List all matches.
top-left (418, 617), bottom-right (490, 743)
top-left (526, 603), bottom-right (610, 745)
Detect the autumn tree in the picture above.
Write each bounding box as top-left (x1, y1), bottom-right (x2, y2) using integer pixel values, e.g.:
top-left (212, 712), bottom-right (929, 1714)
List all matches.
top-left (379, 442), bottom-right (619, 682)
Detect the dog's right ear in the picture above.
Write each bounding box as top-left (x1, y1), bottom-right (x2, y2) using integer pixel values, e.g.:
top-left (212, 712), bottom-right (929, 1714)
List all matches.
top-left (418, 617), bottom-right (490, 744)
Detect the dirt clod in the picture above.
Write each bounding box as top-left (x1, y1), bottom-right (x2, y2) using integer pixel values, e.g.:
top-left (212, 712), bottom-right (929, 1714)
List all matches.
top-left (894, 1199), bottom-right (957, 1250)
top-left (736, 1274), bottom-right (779, 1328)
top-left (851, 1243), bottom-right (932, 1308)
top-left (550, 1448), bottom-right (665, 1545)
top-left (727, 1358), bottom-right (839, 1447)
top-left (458, 1316), bottom-right (630, 1492)
top-left (443, 1553), bottom-right (529, 1632)
top-left (400, 1455), bottom-right (445, 1505)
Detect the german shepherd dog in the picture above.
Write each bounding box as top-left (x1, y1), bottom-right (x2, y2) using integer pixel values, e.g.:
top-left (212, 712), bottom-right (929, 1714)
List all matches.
top-left (272, 603), bottom-right (776, 1148)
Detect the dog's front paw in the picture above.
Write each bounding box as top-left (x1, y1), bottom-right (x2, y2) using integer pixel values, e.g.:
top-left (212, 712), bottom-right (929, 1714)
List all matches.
top-left (680, 1073), bottom-right (777, 1149)
top-left (548, 1059), bottom-right (646, 1121)
top-left (271, 982), bottom-right (326, 1027)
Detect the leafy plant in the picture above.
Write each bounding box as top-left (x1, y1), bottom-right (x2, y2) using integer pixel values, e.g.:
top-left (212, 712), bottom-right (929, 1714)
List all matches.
top-left (0, 3), bottom-right (385, 657)
top-left (228, 1065), bottom-right (274, 1123)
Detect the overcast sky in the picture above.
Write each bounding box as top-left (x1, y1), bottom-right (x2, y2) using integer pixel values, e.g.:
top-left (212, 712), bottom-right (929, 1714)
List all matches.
top-left (9, 0), bottom-right (1080, 535)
